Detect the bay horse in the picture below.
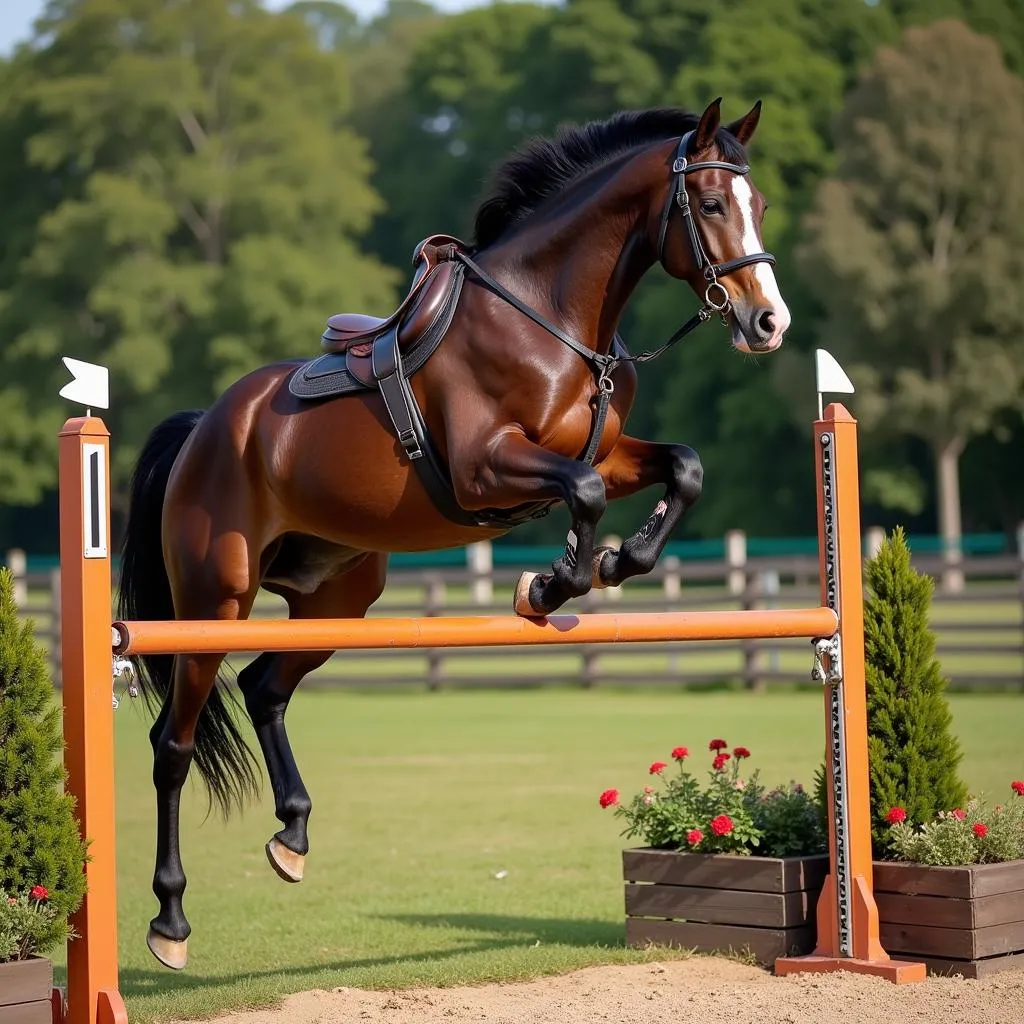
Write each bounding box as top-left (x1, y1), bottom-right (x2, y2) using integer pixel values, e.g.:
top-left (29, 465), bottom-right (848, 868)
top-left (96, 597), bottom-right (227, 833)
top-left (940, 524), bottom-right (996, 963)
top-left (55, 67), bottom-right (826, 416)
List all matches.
top-left (117, 98), bottom-right (791, 969)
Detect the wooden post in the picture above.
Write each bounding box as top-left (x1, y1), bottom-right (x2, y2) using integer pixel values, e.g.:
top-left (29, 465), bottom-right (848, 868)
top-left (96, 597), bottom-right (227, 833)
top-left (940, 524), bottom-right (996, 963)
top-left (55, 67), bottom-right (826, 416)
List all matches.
top-left (865, 526), bottom-right (885, 560)
top-left (51, 569), bottom-right (62, 690)
top-left (725, 529), bottom-right (746, 596)
top-left (425, 575), bottom-right (444, 690)
top-left (57, 416), bottom-right (128, 1024)
top-left (776, 404), bottom-right (925, 983)
top-left (7, 548), bottom-right (27, 606)
top-left (661, 555), bottom-right (681, 601)
top-left (466, 541), bottom-right (493, 605)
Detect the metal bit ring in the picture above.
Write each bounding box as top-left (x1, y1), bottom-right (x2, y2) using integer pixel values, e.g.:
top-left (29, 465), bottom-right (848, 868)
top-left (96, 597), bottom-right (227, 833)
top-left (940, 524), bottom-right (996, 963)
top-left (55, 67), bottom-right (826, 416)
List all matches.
top-left (705, 281), bottom-right (730, 312)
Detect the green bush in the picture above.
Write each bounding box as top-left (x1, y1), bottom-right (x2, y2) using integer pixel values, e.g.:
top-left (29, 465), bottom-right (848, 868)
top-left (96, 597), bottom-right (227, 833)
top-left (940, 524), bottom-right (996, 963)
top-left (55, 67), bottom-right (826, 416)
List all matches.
top-left (0, 567), bottom-right (88, 960)
top-left (749, 781), bottom-right (827, 858)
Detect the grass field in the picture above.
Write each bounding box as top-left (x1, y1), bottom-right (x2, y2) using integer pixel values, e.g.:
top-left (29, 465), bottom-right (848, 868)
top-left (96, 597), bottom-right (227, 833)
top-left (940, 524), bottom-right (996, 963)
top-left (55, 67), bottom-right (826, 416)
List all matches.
top-left (52, 687), bottom-right (1024, 1024)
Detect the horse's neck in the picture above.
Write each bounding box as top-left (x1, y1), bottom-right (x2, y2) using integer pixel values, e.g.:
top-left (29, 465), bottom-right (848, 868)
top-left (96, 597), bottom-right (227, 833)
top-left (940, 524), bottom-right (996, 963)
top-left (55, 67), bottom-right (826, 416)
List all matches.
top-left (492, 159), bottom-right (659, 357)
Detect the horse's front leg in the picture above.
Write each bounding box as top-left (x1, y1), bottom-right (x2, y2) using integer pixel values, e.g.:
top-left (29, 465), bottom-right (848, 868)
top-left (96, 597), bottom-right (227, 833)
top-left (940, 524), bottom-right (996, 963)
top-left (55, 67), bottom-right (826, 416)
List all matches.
top-left (593, 436), bottom-right (703, 588)
top-left (459, 433), bottom-right (607, 616)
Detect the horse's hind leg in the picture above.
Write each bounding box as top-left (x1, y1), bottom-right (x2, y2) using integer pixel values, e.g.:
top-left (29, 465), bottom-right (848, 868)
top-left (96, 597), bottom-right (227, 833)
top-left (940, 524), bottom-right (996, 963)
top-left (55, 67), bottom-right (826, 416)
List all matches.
top-left (238, 552), bottom-right (388, 884)
top-left (148, 562), bottom-right (261, 970)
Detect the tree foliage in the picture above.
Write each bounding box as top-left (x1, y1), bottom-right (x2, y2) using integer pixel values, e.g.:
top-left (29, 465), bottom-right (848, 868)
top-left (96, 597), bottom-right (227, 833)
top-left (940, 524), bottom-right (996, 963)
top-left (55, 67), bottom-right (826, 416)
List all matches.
top-left (798, 19), bottom-right (1024, 551)
top-left (0, 1), bottom-right (1023, 551)
top-left (0, 0), bottom-right (396, 494)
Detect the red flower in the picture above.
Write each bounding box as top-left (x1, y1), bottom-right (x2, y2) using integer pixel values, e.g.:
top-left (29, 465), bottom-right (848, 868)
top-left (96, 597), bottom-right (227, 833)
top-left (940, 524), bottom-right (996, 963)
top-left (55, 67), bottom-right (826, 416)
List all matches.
top-left (1011, 781), bottom-right (1024, 797)
top-left (886, 807), bottom-right (907, 825)
top-left (649, 761), bottom-right (668, 775)
top-left (598, 788), bottom-right (619, 809)
top-left (29, 886), bottom-right (48, 902)
top-left (708, 739), bottom-right (728, 751)
top-left (973, 823), bottom-right (989, 838)
top-left (951, 808), bottom-right (966, 821)
top-left (686, 829), bottom-right (704, 846)
top-left (710, 814), bottom-right (733, 837)
top-left (671, 746), bottom-right (689, 761)
top-left (733, 747), bottom-right (751, 759)
top-left (643, 785), bottom-right (654, 795)
top-left (712, 754), bottom-right (728, 771)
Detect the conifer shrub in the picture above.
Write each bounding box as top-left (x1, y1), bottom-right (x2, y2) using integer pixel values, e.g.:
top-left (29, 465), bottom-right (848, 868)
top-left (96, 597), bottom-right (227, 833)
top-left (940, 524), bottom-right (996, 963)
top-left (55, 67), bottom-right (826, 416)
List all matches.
top-left (814, 528), bottom-right (969, 857)
top-left (863, 528), bottom-right (968, 854)
top-left (0, 567), bottom-right (88, 959)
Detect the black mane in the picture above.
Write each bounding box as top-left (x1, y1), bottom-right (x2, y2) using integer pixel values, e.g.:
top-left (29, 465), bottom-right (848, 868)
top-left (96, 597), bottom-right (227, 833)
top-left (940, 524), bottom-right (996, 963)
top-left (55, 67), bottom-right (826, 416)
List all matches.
top-left (472, 107), bottom-right (748, 249)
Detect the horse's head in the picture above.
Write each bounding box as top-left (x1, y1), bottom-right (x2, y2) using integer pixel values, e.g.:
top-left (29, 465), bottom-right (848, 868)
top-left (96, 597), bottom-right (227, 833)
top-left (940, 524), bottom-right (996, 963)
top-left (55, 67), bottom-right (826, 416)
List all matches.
top-left (653, 98), bottom-right (790, 354)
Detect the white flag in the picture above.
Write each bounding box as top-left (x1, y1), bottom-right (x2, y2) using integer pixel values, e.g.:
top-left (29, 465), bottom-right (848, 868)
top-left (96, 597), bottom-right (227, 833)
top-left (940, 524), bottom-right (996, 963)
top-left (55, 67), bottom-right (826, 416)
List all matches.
top-left (59, 357), bottom-right (109, 410)
top-left (814, 349), bottom-right (855, 396)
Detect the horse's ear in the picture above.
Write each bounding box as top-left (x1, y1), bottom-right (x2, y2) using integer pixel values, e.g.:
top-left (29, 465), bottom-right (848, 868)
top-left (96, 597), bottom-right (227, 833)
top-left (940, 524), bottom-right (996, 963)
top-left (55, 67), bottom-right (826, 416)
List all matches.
top-left (725, 100), bottom-right (762, 146)
top-left (693, 97), bottom-right (722, 154)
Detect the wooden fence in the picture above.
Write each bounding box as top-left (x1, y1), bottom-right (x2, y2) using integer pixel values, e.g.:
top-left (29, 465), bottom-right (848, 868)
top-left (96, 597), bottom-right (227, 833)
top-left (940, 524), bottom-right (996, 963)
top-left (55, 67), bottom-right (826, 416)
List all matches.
top-left (12, 534), bottom-right (1024, 692)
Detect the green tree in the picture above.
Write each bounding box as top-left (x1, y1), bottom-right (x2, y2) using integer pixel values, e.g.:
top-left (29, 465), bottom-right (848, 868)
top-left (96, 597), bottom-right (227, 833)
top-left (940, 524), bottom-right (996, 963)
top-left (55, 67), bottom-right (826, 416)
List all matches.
top-left (365, 0), bottom-right (660, 269)
top-left (861, 529), bottom-right (968, 855)
top-left (0, 568), bottom-right (88, 952)
top-left (884, 0), bottom-right (1024, 74)
top-left (798, 20), bottom-right (1024, 571)
top-left (286, 0), bottom-right (362, 51)
top-left (0, 55), bottom-right (72, 507)
top-left (0, 0), bottom-right (397, 499)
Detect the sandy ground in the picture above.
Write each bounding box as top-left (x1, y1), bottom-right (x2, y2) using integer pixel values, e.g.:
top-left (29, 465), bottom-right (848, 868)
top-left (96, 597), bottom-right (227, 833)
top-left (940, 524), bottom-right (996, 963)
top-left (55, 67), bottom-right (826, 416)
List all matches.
top-left (197, 958), bottom-right (1024, 1024)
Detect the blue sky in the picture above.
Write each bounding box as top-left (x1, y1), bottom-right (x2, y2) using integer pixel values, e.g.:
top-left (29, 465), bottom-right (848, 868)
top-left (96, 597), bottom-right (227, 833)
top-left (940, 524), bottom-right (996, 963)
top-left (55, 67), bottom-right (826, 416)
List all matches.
top-left (0, 0), bottom-right (487, 55)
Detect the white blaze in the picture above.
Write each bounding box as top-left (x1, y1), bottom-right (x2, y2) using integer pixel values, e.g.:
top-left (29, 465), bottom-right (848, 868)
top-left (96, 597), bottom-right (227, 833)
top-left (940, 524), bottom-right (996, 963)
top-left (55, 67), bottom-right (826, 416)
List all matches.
top-left (730, 176), bottom-right (791, 336)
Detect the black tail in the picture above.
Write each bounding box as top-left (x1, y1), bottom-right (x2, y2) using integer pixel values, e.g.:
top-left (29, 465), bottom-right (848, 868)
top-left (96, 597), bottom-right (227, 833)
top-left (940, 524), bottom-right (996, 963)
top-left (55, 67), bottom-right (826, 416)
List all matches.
top-left (117, 410), bottom-right (261, 818)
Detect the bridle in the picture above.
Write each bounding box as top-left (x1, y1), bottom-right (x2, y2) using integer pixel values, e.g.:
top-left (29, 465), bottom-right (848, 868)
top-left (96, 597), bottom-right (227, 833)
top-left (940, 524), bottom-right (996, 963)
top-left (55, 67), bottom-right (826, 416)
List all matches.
top-left (452, 129), bottom-right (778, 465)
top-left (656, 129), bottom-right (776, 319)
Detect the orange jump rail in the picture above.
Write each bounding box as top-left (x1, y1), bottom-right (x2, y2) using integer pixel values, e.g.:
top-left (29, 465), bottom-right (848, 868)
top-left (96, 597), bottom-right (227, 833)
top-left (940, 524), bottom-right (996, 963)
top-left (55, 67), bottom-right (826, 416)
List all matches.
top-left (112, 606), bottom-right (839, 656)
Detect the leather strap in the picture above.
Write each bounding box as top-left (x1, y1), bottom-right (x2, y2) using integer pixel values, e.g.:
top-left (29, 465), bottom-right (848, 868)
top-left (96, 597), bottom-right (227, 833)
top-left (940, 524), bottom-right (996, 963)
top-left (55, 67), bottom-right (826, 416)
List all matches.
top-left (580, 385), bottom-right (612, 466)
top-left (656, 131), bottom-right (775, 281)
top-left (455, 251), bottom-right (617, 378)
top-left (372, 329), bottom-right (423, 461)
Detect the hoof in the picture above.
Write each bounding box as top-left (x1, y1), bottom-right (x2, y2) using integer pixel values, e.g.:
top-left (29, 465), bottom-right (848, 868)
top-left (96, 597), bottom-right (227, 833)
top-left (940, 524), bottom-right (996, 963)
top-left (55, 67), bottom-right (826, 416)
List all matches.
top-left (266, 837), bottom-right (305, 883)
top-left (147, 927), bottom-right (188, 970)
top-left (513, 572), bottom-right (542, 617)
top-left (591, 547), bottom-right (616, 589)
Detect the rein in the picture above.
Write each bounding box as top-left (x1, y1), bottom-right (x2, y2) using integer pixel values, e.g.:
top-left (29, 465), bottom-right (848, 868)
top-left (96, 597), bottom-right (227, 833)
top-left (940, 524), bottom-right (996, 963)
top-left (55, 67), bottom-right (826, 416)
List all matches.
top-left (453, 129), bottom-right (776, 464)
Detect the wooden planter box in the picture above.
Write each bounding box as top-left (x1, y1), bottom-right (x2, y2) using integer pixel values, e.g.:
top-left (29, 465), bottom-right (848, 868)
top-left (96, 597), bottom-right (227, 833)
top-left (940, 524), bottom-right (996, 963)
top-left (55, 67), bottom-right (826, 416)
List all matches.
top-left (622, 848), bottom-right (828, 964)
top-left (875, 859), bottom-right (1024, 979)
top-left (0, 956), bottom-right (53, 1024)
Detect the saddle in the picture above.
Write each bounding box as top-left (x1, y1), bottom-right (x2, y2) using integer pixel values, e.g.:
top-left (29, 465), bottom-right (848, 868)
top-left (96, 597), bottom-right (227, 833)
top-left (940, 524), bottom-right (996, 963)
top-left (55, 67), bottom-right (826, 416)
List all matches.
top-left (319, 233), bottom-right (466, 357)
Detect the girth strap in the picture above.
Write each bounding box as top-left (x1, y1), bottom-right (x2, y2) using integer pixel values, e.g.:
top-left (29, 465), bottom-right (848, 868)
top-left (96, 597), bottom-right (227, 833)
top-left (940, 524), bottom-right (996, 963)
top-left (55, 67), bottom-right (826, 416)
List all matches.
top-left (371, 329), bottom-right (423, 461)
